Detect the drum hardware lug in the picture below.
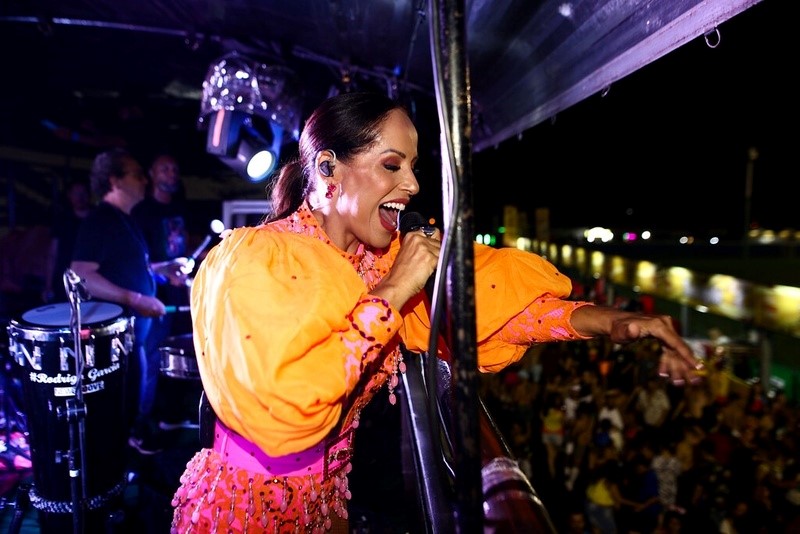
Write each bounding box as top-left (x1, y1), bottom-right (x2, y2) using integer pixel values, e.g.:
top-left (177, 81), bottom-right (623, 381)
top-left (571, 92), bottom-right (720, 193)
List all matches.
top-left (8, 336), bottom-right (23, 366)
top-left (33, 346), bottom-right (42, 371)
top-left (111, 338), bottom-right (122, 363)
top-left (59, 346), bottom-right (70, 372)
top-left (85, 340), bottom-right (96, 368)
top-left (124, 331), bottom-right (134, 353)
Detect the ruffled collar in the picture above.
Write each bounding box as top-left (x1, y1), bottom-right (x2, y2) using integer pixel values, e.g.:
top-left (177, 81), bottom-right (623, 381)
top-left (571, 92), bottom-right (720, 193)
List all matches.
top-left (269, 202), bottom-right (378, 283)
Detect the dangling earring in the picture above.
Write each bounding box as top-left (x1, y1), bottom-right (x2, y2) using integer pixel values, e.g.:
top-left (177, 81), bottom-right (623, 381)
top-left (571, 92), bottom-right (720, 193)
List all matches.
top-left (325, 183), bottom-right (336, 199)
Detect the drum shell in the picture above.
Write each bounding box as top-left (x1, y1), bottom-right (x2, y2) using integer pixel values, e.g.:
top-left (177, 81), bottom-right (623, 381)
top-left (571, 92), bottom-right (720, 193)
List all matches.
top-left (159, 334), bottom-right (199, 380)
top-left (156, 333), bottom-right (203, 429)
top-left (6, 302), bottom-right (133, 524)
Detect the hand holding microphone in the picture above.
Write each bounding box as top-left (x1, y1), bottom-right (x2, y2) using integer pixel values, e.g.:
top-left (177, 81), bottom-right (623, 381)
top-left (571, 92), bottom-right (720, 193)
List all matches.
top-left (365, 211), bottom-right (440, 310)
top-left (399, 211), bottom-right (440, 302)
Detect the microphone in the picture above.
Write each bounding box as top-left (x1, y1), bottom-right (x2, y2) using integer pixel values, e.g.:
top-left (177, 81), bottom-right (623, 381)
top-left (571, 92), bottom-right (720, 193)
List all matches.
top-left (64, 268), bottom-right (91, 300)
top-left (400, 211), bottom-right (437, 301)
top-left (399, 211), bottom-right (435, 237)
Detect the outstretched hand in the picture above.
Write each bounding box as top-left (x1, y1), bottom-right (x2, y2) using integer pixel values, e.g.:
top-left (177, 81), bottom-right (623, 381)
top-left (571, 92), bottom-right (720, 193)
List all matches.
top-left (608, 312), bottom-right (704, 386)
top-left (571, 306), bottom-right (704, 386)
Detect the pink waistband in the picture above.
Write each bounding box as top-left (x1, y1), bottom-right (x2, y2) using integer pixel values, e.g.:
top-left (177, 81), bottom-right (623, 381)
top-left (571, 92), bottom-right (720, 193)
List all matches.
top-left (212, 420), bottom-right (353, 479)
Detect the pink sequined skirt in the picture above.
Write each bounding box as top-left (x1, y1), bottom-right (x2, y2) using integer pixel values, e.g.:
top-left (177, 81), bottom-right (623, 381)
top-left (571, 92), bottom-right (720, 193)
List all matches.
top-left (171, 421), bottom-right (354, 533)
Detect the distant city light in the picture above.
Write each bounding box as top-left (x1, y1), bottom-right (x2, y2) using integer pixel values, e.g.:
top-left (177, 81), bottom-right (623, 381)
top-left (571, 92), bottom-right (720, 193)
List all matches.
top-left (622, 232), bottom-right (637, 242)
top-left (476, 233), bottom-right (497, 246)
top-left (584, 226), bottom-right (614, 243)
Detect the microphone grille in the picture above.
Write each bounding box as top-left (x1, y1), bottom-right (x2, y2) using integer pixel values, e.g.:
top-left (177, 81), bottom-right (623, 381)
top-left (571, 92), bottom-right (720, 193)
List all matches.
top-left (400, 211), bottom-right (427, 235)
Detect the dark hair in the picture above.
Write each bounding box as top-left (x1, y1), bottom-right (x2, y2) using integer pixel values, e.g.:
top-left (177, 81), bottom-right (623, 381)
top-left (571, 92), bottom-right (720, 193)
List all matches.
top-left (265, 92), bottom-right (410, 221)
top-left (89, 147), bottom-right (133, 197)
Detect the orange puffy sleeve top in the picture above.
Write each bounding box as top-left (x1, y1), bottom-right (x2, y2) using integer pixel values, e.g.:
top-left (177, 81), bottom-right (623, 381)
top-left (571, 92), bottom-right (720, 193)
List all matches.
top-left (191, 216), bottom-right (591, 457)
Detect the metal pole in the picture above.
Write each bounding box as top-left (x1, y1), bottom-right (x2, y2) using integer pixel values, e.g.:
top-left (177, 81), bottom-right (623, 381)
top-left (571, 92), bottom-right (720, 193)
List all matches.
top-left (429, 0), bottom-right (482, 530)
top-left (743, 146), bottom-right (758, 258)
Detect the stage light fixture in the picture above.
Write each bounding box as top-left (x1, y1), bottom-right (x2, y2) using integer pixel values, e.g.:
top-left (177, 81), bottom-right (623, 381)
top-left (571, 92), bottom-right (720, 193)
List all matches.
top-left (206, 108), bottom-right (284, 182)
top-left (199, 52), bottom-right (303, 182)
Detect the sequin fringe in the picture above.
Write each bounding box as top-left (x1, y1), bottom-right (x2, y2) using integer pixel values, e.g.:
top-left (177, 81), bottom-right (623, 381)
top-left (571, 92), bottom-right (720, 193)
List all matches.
top-left (170, 449), bottom-right (351, 533)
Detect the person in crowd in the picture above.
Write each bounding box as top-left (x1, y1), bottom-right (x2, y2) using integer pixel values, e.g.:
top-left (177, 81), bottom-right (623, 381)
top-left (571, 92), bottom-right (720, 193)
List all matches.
top-left (564, 398), bottom-right (596, 491)
top-left (597, 389), bottom-right (626, 452)
top-left (132, 152), bottom-right (195, 429)
top-left (541, 390), bottom-right (567, 481)
top-left (564, 507), bottom-right (593, 534)
top-left (70, 147), bottom-right (180, 455)
top-left (169, 91), bottom-right (702, 532)
top-left (584, 458), bottom-right (624, 534)
top-left (42, 178), bottom-right (92, 303)
top-left (651, 440), bottom-right (682, 526)
top-left (634, 373), bottom-right (672, 443)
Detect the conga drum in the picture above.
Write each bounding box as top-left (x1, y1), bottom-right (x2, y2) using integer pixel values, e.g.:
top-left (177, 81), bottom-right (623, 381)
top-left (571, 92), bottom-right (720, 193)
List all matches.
top-left (6, 301), bottom-right (133, 533)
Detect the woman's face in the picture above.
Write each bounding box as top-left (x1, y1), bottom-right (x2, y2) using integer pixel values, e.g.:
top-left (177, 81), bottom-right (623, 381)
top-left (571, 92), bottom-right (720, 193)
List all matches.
top-left (330, 109), bottom-right (420, 252)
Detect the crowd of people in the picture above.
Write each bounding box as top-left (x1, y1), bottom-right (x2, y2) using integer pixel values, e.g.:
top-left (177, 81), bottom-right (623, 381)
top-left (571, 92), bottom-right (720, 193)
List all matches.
top-left (481, 331), bottom-right (800, 533)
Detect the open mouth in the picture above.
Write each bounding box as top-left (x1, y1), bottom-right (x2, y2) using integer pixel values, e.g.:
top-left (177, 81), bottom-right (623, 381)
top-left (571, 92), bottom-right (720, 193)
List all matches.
top-left (379, 202), bottom-right (406, 232)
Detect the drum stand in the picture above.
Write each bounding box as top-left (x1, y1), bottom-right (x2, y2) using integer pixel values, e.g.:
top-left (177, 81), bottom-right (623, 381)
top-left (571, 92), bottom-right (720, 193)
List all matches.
top-left (59, 271), bottom-right (91, 534)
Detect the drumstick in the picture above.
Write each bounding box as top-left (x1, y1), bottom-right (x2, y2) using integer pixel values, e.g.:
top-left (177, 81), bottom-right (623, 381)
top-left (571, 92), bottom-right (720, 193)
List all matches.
top-left (164, 305), bottom-right (191, 314)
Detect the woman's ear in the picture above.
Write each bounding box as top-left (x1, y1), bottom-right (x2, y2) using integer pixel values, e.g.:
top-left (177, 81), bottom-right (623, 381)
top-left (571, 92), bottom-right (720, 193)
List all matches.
top-left (316, 149), bottom-right (337, 178)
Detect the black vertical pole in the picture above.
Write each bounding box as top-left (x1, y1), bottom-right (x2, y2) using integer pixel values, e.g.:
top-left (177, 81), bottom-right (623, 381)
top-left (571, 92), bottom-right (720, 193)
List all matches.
top-left (429, 0), bottom-right (482, 531)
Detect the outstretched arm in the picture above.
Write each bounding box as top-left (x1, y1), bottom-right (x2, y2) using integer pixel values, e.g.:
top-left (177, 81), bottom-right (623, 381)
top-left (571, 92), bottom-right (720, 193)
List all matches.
top-left (569, 305), bottom-right (702, 385)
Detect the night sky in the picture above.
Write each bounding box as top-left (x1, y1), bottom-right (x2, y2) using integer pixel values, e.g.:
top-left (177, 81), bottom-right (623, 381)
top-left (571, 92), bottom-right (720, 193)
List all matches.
top-left (471, 0), bottom-right (793, 238)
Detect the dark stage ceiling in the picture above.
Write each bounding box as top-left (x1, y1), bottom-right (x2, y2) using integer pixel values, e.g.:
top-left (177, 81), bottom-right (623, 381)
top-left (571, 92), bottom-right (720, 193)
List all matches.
top-left (0, 0), bottom-right (765, 226)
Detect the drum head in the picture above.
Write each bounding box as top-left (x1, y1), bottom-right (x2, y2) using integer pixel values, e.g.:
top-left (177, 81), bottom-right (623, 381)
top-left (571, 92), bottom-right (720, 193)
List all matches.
top-left (21, 302), bottom-right (123, 327)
